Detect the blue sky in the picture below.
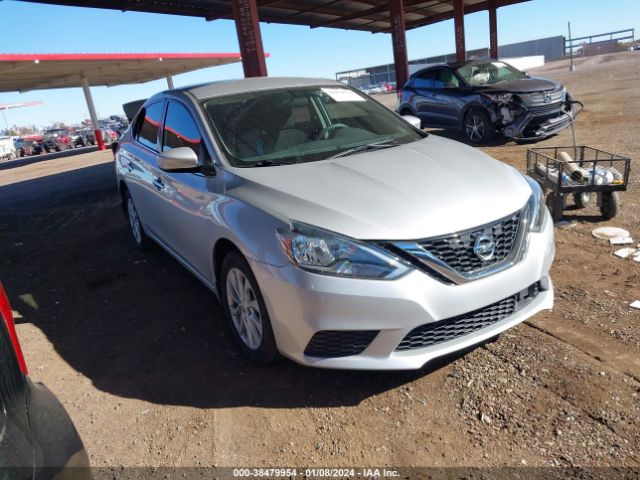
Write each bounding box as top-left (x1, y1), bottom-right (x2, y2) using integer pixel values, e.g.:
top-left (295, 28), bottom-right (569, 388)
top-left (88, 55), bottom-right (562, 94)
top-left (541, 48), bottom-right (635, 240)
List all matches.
top-left (0, 0), bottom-right (638, 128)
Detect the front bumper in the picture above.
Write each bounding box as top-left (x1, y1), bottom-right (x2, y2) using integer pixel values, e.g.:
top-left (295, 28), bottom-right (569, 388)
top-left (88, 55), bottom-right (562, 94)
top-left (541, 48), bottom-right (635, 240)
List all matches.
top-left (250, 213), bottom-right (555, 370)
top-left (504, 111), bottom-right (574, 141)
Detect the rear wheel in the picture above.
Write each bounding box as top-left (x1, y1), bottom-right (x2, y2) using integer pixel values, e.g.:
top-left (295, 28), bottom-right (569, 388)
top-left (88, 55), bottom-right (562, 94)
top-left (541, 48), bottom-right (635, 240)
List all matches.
top-left (573, 192), bottom-right (592, 209)
top-left (220, 251), bottom-right (280, 365)
top-left (600, 192), bottom-right (619, 219)
top-left (125, 191), bottom-right (152, 249)
top-left (463, 109), bottom-right (495, 144)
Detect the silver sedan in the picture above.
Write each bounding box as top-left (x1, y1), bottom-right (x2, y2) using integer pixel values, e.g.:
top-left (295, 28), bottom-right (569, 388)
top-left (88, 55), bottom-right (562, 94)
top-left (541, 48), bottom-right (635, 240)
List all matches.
top-left (114, 77), bottom-right (554, 369)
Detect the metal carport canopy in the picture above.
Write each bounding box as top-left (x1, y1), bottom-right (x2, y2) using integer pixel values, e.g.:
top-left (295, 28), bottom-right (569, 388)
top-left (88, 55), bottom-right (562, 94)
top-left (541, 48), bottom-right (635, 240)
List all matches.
top-left (18, 0), bottom-right (530, 33)
top-left (0, 52), bottom-right (245, 149)
top-left (18, 0), bottom-right (531, 101)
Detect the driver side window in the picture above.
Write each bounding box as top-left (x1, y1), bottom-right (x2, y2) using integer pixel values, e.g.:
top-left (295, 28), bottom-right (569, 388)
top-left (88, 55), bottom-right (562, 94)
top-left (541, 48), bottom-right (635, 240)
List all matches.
top-left (434, 69), bottom-right (460, 89)
top-left (413, 70), bottom-right (435, 89)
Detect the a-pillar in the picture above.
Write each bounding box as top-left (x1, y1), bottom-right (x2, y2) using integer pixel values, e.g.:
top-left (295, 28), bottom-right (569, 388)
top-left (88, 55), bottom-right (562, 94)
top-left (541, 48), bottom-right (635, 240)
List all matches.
top-left (81, 77), bottom-right (104, 150)
top-left (488, 0), bottom-right (498, 59)
top-left (389, 0), bottom-right (409, 91)
top-left (232, 0), bottom-right (268, 77)
top-left (453, 0), bottom-right (466, 62)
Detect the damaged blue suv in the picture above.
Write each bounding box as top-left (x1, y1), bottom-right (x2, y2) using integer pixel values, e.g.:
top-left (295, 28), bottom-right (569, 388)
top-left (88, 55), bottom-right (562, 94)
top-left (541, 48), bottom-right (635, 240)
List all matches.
top-left (397, 59), bottom-right (578, 144)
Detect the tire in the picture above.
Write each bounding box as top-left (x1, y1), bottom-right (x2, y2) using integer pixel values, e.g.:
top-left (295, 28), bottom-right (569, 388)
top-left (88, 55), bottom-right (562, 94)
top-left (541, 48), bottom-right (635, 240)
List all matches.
top-left (546, 193), bottom-right (566, 221)
top-left (573, 192), bottom-right (592, 209)
top-left (599, 192), bottom-right (619, 220)
top-left (124, 190), bottom-right (152, 249)
top-left (220, 251), bottom-right (280, 365)
top-left (463, 109), bottom-right (495, 144)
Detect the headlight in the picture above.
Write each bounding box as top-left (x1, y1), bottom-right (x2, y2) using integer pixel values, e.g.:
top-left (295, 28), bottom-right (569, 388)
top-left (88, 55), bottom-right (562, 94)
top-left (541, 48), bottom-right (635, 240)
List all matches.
top-left (276, 222), bottom-right (411, 280)
top-left (523, 175), bottom-right (547, 232)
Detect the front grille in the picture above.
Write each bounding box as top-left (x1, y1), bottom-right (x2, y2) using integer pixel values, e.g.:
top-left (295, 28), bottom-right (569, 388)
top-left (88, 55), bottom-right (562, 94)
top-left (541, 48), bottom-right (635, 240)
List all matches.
top-left (417, 211), bottom-right (520, 275)
top-left (304, 330), bottom-right (379, 358)
top-left (396, 282), bottom-right (541, 351)
top-left (521, 89), bottom-right (566, 106)
top-left (527, 101), bottom-right (564, 119)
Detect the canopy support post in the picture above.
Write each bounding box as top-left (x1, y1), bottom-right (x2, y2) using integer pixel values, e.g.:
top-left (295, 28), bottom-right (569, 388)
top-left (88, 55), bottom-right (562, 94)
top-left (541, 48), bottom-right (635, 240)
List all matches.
top-left (489, 0), bottom-right (498, 59)
top-left (454, 0), bottom-right (466, 62)
top-left (232, 0), bottom-right (268, 77)
top-left (81, 77), bottom-right (105, 151)
top-left (166, 74), bottom-right (175, 89)
top-left (389, 0), bottom-right (408, 92)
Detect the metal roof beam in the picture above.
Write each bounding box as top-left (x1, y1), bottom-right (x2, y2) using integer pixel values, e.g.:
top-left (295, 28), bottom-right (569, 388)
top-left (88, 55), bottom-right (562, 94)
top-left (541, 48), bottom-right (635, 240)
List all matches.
top-left (354, 0), bottom-right (451, 30)
top-left (206, 0), bottom-right (282, 21)
top-left (311, 0), bottom-right (441, 29)
top-left (375, 0), bottom-right (529, 32)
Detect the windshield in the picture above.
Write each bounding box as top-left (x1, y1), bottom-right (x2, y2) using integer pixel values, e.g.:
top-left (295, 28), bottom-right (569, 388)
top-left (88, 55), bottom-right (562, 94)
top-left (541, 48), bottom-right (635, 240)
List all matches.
top-left (202, 86), bottom-right (425, 167)
top-left (456, 61), bottom-right (526, 86)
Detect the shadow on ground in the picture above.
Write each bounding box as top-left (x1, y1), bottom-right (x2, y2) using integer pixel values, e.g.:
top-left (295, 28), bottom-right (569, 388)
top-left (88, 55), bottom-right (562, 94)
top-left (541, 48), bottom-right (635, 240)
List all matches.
top-left (1, 164), bottom-right (474, 409)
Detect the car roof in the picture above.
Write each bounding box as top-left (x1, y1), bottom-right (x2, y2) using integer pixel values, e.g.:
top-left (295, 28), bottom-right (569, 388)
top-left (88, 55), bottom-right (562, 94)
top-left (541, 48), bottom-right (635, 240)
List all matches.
top-left (177, 77), bottom-right (346, 100)
top-left (411, 59), bottom-right (498, 77)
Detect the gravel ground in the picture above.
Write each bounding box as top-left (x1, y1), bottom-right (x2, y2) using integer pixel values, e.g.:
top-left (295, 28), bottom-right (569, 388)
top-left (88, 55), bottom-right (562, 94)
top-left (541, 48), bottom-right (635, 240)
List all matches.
top-left (1, 51), bottom-right (639, 474)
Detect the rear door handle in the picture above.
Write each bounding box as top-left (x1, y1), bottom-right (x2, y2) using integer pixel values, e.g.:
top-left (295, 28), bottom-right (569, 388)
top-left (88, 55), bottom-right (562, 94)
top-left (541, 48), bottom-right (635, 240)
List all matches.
top-left (152, 177), bottom-right (165, 191)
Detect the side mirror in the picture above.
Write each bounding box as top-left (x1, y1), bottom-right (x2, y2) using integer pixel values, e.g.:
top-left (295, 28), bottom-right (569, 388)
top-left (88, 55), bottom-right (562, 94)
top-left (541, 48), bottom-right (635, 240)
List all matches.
top-left (157, 147), bottom-right (199, 172)
top-left (401, 115), bottom-right (422, 129)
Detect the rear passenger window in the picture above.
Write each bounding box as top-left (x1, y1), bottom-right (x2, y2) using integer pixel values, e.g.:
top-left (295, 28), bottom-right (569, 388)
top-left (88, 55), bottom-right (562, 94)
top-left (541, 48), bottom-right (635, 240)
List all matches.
top-left (162, 102), bottom-right (202, 159)
top-left (136, 102), bottom-right (164, 151)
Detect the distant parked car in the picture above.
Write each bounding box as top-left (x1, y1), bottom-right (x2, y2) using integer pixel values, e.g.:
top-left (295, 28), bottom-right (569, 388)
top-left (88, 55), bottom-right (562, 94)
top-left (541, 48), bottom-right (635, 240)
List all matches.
top-left (114, 77), bottom-right (554, 370)
top-left (398, 59), bottom-right (578, 144)
top-left (0, 136), bottom-right (17, 160)
top-left (359, 84), bottom-right (383, 95)
top-left (70, 128), bottom-right (98, 147)
top-left (102, 128), bottom-right (118, 144)
top-left (0, 282), bottom-right (90, 477)
top-left (43, 129), bottom-right (73, 152)
top-left (18, 136), bottom-right (44, 156)
top-left (628, 44), bottom-right (640, 51)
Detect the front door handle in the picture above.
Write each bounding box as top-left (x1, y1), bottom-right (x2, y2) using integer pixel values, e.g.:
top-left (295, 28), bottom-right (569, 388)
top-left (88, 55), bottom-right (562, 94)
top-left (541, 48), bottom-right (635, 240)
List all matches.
top-left (152, 177), bottom-right (165, 191)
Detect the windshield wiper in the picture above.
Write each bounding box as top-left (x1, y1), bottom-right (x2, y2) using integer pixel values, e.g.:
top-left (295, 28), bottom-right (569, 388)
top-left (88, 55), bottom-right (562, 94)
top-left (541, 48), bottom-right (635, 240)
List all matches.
top-left (328, 140), bottom-right (399, 159)
top-left (247, 159), bottom-right (285, 167)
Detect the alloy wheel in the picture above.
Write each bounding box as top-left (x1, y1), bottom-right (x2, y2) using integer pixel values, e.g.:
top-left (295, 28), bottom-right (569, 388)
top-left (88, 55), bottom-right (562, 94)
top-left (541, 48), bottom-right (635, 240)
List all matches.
top-left (465, 114), bottom-right (486, 142)
top-left (226, 267), bottom-right (263, 350)
top-left (127, 197), bottom-right (142, 245)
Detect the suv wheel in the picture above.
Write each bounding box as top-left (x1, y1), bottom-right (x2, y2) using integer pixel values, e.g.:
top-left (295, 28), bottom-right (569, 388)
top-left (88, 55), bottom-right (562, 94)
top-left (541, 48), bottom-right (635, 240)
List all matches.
top-left (125, 191), bottom-right (152, 249)
top-left (464, 109), bottom-right (495, 144)
top-left (221, 251), bottom-right (280, 364)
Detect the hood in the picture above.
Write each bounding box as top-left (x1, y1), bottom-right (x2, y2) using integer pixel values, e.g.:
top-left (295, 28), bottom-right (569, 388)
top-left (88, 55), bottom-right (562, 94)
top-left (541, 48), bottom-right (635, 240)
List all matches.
top-left (228, 135), bottom-right (532, 240)
top-left (474, 77), bottom-right (560, 94)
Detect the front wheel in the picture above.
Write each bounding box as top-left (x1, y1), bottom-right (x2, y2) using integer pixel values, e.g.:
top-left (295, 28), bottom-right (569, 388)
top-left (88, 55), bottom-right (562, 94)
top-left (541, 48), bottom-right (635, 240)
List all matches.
top-left (220, 251), bottom-right (280, 365)
top-left (463, 109), bottom-right (495, 144)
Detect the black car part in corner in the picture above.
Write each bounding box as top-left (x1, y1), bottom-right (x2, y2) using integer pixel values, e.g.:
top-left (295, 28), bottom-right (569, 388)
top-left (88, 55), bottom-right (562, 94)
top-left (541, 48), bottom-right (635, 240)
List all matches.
top-left (0, 283), bottom-right (90, 480)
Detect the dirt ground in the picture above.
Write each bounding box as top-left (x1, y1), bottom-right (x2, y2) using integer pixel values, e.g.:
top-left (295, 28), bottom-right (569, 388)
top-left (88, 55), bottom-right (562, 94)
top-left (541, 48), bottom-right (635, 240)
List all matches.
top-left (1, 52), bottom-right (639, 472)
